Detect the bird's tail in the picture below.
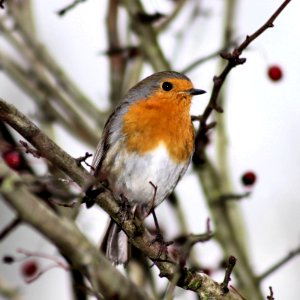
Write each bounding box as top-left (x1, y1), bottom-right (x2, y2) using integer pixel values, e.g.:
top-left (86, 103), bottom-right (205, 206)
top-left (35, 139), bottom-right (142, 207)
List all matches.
top-left (100, 218), bottom-right (129, 265)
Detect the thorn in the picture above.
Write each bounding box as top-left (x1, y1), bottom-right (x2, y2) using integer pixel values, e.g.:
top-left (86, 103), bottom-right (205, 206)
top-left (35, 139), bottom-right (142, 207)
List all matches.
top-left (214, 105), bottom-right (224, 113)
top-left (206, 122), bottom-right (217, 131)
top-left (75, 152), bottom-right (93, 168)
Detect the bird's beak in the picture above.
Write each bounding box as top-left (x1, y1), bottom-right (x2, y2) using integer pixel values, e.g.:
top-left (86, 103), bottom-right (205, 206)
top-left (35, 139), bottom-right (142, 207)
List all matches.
top-left (187, 88), bottom-right (206, 96)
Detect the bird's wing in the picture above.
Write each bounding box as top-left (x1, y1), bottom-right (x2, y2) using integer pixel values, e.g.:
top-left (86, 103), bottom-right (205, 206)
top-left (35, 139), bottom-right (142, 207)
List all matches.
top-left (91, 100), bottom-right (130, 177)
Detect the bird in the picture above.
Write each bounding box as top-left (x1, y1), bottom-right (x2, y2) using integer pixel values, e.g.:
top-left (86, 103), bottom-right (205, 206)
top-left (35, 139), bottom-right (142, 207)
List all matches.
top-left (90, 71), bottom-right (206, 264)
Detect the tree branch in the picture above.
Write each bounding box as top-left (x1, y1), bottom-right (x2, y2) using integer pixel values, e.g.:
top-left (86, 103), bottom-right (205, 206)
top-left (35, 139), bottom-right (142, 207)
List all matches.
top-left (57, 0), bottom-right (87, 16)
top-left (0, 217), bottom-right (22, 240)
top-left (122, 0), bottom-right (170, 71)
top-left (0, 98), bottom-right (242, 299)
top-left (194, 0), bottom-right (292, 160)
top-left (256, 244), bottom-right (300, 282)
top-left (0, 161), bottom-right (149, 300)
top-left (106, 0), bottom-right (127, 105)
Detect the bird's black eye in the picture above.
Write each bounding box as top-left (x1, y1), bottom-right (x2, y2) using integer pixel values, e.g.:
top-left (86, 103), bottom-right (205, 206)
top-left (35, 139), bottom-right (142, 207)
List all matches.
top-left (162, 81), bottom-right (173, 91)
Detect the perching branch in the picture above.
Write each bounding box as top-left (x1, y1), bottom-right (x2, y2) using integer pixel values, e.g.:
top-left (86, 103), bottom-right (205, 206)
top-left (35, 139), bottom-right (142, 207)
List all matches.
top-left (0, 99), bottom-right (242, 299)
top-left (0, 1), bottom-right (293, 298)
top-left (0, 161), bottom-right (149, 300)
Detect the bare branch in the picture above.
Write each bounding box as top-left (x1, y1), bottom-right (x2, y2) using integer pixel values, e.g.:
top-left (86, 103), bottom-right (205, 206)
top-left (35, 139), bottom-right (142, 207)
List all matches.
top-left (218, 192), bottom-right (251, 203)
top-left (194, 0), bottom-right (292, 161)
top-left (0, 162), bottom-right (149, 300)
top-left (182, 42), bottom-right (236, 74)
top-left (257, 244), bottom-right (300, 282)
top-left (122, 0), bottom-right (170, 71)
top-left (0, 99), bottom-right (242, 299)
top-left (0, 217), bottom-right (22, 240)
top-left (57, 0), bottom-right (87, 16)
top-left (75, 152), bottom-right (93, 168)
top-left (267, 286), bottom-right (275, 300)
top-left (221, 256), bottom-right (237, 293)
top-left (106, 0), bottom-right (127, 105)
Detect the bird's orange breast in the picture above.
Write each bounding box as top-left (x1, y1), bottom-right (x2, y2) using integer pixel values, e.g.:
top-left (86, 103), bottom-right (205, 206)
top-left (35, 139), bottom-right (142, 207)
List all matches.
top-left (122, 95), bottom-right (194, 163)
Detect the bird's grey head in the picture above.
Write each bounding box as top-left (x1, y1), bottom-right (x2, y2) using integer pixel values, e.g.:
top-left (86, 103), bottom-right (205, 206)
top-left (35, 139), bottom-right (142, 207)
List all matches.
top-left (124, 71), bottom-right (191, 103)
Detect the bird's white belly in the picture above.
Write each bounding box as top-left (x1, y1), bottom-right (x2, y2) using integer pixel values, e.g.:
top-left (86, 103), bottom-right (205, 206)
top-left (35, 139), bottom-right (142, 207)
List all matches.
top-left (104, 143), bottom-right (188, 210)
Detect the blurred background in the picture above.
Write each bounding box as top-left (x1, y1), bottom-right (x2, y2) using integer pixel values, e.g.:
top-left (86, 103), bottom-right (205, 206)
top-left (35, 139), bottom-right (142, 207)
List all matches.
top-left (0, 0), bottom-right (300, 299)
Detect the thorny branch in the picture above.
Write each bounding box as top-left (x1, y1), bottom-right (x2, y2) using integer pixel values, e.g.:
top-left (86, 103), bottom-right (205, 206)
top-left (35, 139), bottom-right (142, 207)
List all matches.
top-left (193, 0), bottom-right (292, 162)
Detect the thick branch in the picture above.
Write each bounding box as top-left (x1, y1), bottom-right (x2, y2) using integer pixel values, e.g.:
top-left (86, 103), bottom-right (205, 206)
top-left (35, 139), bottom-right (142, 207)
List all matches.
top-left (0, 162), bottom-right (149, 300)
top-left (0, 99), bottom-right (241, 299)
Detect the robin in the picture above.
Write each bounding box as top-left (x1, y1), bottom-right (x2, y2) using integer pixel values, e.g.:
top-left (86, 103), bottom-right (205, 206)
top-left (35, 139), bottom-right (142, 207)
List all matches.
top-left (90, 71), bottom-right (206, 264)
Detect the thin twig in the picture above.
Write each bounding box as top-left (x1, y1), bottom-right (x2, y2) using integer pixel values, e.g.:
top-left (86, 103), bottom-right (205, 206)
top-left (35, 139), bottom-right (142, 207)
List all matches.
top-left (0, 49), bottom-right (97, 146)
top-left (257, 244), bottom-right (300, 282)
top-left (0, 13), bottom-right (103, 143)
top-left (267, 286), bottom-right (274, 300)
top-left (218, 192), bottom-right (251, 202)
top-left (229, 285), bottom-right (246, 300)
top-left (172, 218), bottom-right (213, 267)
top-left (17, 248), bottom-right (69, 270)
top-left (0, 217), bottom-right (22, 240)
top-left (75, 152), bottom-right (93, 168)
top-left (194, 0), bottom-right (292, 161)
top-left (182, 42), bottom-right (236, 74)
top-left (221, 256), bottom-right (237, 293)
top-left (57, 0), bottom-right (87, 16)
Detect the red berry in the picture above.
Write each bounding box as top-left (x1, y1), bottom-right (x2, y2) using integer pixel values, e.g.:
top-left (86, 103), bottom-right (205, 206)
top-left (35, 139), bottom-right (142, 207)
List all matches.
top-left (241, 171), bottom-right (257, 186)
top-left (2, 150), bottom-right (22, 170)
top-left (268, 65), bottom-right (283, 81)
top-left (21, 260), bottom-right (39, 278)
